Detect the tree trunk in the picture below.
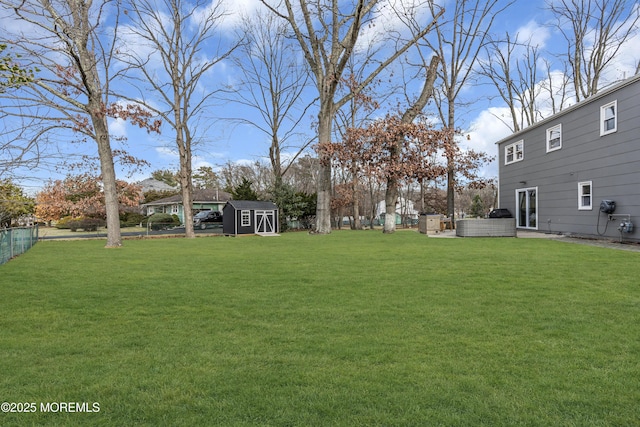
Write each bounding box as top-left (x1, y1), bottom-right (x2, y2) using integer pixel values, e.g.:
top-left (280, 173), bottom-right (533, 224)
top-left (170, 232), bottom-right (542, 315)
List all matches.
top-left (270, 134), bottom-right (283, 187)
top-left (383, 178), bottom-right (398, 233)
top-left (315, 104), bottom-right (333, 234)
top-left (351, 161), bottom-right (361, 230)
top-left (446, 164), bottom-right (455, 219)
top-left (420, 178), bottom-right (425, 212)
top-left (352, 180), bottom-right (361, 230)
top-left (446, 96), bottom-right (456, 219)
top-left (92, 113), bottom-right (122, 248)
top-left (179, 132), bottom-right (195, 238)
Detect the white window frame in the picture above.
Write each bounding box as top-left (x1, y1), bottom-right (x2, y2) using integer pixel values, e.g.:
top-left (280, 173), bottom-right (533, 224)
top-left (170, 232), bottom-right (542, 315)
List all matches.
top-left (241, 210), bottom-right (251, 227)
top-left (171, 204), bottom-right (179, 214)
top-left (505, 140), bottom-right (524, 165)
top-left (516, 187), bottom-right (538, 230)
top-left (578, 181), bottom-right (593, 210)
top-left (600, 101), bottom-right (617, 136)
top-left (546, 124), bottom-right (562, 152)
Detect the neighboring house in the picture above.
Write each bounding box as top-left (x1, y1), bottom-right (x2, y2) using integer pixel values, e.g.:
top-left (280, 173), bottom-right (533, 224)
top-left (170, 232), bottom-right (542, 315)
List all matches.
top-left (143, 189), bottom-right (231, 224)
top-left (223, 200), bottom-right (279, 236)
top-left (496, 74), bottom-right (640, 242)
top-left (376, 197), bottom-right (420, 225)
top-left (137, 178), bottom-right (176, 193)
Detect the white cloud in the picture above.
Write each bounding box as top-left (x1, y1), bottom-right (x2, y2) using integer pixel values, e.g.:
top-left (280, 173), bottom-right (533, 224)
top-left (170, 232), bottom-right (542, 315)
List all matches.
top-left (109, 117), bottom-right (128, 139)
top-left (193, 155), bottom-right (218, 170)
top-left (234, 158), bottom-right (257, 167)
top-left (462, 107), bottom-right (514, 178)
top-left (156, 146), bottom-right (179, 159)
top-left (465, 108), bottom-right (513, 149)
top-left (155, 146), bottom-right (229, 172)
top-left (513, 20), bottom-right (551, 49)
top-left (217, 0), bottom-right (266, 31)
top-left (356, 0), bottom-right (432, 52)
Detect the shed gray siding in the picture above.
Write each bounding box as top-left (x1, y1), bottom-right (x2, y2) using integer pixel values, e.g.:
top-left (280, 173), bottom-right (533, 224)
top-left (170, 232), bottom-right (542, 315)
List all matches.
top-left (497, 75), bottom-right (640, 241)
top-left (222, 200), bottom-right (279, 235)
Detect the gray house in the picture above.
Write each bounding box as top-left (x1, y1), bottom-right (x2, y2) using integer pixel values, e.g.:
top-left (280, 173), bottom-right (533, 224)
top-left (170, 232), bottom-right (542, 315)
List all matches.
top-left (496, 74), bottom-right (640, 242)
top-left (143, 189), bottom-right (231, 224)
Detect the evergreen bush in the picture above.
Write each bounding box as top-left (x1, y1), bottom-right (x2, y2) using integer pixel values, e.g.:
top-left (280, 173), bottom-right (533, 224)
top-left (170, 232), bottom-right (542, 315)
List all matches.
top-left (120, 213), bottom-right (147, 228)
top-left (147, 213), bottom-right (179, 230)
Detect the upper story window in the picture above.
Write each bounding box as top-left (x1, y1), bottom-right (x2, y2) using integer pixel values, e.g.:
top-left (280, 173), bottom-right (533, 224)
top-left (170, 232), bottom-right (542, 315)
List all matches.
top-left (546, 124), bottom-right (562, 152)
top-left (505, 140), bottom-right (524, 165)
top-left (600, 100), bottom-right (617, 136)
top-left (578, 181), bottom-right (593, 210)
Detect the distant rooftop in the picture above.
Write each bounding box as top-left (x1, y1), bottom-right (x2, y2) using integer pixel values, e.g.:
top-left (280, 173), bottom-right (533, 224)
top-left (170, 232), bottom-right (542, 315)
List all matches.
top-left (137, 178), bottom-right (177, 192)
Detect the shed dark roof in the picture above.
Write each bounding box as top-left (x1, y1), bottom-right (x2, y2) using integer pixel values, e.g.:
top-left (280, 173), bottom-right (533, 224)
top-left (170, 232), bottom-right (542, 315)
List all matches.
top-left (225, 200), bottom-right (277, 210)
top-left (144, 189), bottom-right (231, 206)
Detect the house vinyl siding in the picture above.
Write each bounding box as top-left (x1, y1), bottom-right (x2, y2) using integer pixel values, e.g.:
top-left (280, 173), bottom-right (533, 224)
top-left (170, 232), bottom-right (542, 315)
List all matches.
top-left (497, 74), bottom-right (640, 241)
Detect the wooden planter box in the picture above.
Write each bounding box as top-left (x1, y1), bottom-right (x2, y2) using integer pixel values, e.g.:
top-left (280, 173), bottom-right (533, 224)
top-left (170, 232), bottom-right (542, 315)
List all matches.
top-left (455, 218), bottom-right (516, 237)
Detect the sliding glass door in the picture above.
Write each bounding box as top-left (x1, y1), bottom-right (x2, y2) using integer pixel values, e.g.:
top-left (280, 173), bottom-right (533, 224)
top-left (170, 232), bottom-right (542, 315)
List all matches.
top-left (517, 188), bottom-right (537, 229)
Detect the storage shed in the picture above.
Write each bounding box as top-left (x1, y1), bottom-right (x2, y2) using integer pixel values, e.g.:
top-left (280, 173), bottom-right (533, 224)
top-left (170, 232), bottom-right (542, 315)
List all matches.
top-left (222, 200), bottom-right (279, 236)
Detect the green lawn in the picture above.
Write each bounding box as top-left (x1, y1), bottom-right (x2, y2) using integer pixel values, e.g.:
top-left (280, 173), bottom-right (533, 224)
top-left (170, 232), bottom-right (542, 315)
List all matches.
top-left (1, 231), bottom-right (639, 426)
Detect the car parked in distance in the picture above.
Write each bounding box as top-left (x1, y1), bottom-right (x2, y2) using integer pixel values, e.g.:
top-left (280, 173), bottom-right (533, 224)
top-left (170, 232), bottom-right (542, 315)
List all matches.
top-left (193, 210), bottom-right (223, 229)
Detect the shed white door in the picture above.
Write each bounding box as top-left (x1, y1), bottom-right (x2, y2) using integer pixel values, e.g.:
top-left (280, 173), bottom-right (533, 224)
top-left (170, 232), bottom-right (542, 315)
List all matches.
top-left (255, 210), bottom-right (276, 234)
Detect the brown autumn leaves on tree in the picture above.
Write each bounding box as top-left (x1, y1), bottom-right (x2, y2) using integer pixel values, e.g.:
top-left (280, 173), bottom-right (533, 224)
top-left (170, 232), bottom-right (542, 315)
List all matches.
top-left (35, 174), bottom-right (142, 222)
top-left (319, 115), bottom-right (492, 231)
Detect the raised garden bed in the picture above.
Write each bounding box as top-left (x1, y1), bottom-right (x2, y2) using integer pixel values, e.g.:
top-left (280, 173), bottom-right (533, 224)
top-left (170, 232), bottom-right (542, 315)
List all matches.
top-left (455, 218), bottom-right (517, 237)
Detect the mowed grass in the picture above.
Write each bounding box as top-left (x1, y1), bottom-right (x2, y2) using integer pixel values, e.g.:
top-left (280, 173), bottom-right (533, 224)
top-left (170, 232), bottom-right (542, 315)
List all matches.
top-left (1, 231), bottom-right (639, 426)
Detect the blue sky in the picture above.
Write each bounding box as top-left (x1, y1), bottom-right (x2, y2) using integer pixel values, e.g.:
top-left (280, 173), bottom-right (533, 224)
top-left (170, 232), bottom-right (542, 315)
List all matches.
top-left (3, 0), bottom-right (640, 194)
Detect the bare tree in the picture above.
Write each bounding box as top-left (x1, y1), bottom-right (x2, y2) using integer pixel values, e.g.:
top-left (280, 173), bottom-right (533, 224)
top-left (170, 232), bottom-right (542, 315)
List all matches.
top-left (1, 117), bottom-right (43, 179)
top-left (284, 154), bottom-right (320, 196)
top-left (547, 0), bottom-right (640, 102)
top-left (427, 0), bottom-right (513, 219)
top-left (226, 13), bottom-right (315, 188)
top-left (479, 34), bottom-right (546, 132)
top-left (260, 0), bottom-right (443, 234)
top-left (539, 58), bottom-right (571, 117)
top-left (117, 0), bottom-right (240, 238)
top-left (0, 0), bottom-right (132, 247)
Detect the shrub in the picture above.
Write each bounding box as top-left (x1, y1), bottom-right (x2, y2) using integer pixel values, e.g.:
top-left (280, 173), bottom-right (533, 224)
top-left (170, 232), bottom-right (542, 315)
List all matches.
top-left (55, 216), bottom-right (75, 229)
top-left (120, 212), bottom-right (147, 228)
top-left (147, 213), bottom-right (180, 230)
top-left (68, 218), bottom-right (105, 232)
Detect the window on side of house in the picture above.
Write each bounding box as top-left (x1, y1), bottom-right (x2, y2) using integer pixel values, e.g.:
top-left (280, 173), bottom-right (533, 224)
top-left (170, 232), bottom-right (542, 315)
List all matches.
top-left (600, 101), bottom-right (617, 136)
top-left (578, 181), bottom-right (593, 210)
top-left (505, 140), bottom-right (524, 165)
top-left (241, 210), bottom-right (251, 226)
top-left (171, 204), bottom-right (179, 214)
top-left (546, 124), bottom-right (562, 152)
